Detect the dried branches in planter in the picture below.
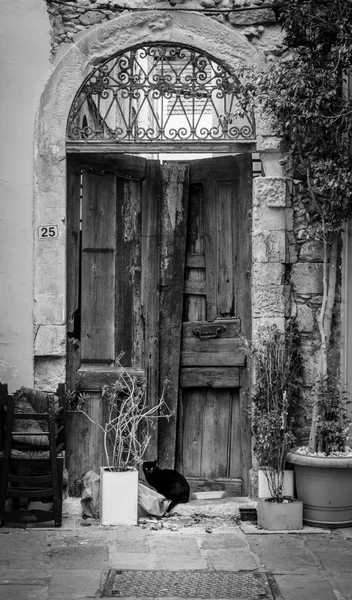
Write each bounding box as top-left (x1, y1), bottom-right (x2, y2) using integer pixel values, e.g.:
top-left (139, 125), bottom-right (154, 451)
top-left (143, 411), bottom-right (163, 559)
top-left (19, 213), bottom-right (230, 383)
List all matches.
top-left (79, 357), bottom-right (172, 472)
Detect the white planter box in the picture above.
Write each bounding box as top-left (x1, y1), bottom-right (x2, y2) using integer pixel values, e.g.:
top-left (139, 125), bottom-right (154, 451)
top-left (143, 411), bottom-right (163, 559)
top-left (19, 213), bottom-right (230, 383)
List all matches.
top-left (99, 467), bottom-right (138, 526)
top-left (257, 497), bottom-right (303, 530)
top-left (258, 468), bottom-right (294, 499)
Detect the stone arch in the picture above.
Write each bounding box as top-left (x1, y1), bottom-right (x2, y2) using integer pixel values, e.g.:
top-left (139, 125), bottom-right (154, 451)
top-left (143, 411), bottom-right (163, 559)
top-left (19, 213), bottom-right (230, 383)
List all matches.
top-left (33, 10), bottom-right (274, 388)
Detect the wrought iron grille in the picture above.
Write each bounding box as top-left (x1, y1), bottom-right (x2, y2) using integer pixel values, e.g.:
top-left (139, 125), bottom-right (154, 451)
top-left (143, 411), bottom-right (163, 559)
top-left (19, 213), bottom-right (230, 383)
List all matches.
top-left (66, 44), bottom-right (255, 145)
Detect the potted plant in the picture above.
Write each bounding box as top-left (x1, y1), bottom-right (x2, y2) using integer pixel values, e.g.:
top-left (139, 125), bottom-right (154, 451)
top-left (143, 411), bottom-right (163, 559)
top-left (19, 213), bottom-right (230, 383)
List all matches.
top-left (287, 379), bottom-right (352, 528)
top-left (243, 325), bottom-right (303, 530)
top-left (79, 357), bottom-right (172, 525)
top-left (236, 0), bottom-right (352, 528)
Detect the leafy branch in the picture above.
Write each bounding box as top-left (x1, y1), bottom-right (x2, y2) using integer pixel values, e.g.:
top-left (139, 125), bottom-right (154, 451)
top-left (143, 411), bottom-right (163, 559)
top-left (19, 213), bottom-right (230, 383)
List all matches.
top-left (237, 0), bottom-right (352, 452)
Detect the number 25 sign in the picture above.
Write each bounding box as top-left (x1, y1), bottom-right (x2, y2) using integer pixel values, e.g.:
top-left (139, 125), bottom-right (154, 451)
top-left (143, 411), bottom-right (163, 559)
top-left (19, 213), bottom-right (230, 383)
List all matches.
top-left (38, 225), bottom-right (59, 239)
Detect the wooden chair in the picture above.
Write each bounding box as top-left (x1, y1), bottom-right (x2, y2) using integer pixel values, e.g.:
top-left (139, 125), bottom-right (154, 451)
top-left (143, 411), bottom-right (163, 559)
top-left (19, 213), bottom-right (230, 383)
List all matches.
top-left (0, 383), bottom-right (66, 527)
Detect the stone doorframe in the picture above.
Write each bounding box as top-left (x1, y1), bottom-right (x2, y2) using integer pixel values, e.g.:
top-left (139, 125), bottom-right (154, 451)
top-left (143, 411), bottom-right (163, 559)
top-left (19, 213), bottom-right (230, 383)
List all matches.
top-left (33, 9), bottom-right (289, 389)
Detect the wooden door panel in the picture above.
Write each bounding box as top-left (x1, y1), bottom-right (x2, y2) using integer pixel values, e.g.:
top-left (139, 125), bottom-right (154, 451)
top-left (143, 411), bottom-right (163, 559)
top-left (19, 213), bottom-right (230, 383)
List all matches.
top-left (181, 389), bottom-right (205, 476)
top-left (141, 160), bottom-right (162, 460)
top-left (202, 389), bottom-right (231, 479)
top-left (182, 388), bottom-right (240, 479)
top-left (66, 165), bottom-right (81, 389)
top-left (81, 171), bottom-right (116, 362)
top-left (181, 319), bottom-right (245, 368)
top-left (184, 183), bottom-right (206, 323)
top-left (178, 154), bottom-right (252, 490)
top-left (158, 164), bottom-right (189, 468)
top-left (115, 178), bottom-right (142, 366)
top-left (180, 367), bottom-right (240, 389)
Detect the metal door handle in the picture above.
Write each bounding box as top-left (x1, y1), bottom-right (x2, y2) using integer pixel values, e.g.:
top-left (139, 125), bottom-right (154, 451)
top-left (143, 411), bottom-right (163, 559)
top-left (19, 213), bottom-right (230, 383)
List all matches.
top-left (192, 324), bottom-right (226, 339)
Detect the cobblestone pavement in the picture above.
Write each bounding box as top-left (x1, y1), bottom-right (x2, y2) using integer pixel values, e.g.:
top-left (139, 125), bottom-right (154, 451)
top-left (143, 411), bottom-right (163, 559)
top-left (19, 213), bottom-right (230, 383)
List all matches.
top-left (0, 498), bottom-right (351, 600)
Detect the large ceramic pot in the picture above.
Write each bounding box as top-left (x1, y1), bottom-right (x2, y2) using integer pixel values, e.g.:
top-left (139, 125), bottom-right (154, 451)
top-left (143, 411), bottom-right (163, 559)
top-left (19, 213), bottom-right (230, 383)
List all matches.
top-left (287, 451), bottom-right (352, 528)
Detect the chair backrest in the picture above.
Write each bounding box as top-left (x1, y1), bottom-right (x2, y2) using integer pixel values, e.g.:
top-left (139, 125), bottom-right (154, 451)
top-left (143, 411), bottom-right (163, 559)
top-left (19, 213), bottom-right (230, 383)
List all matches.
top-left (0, 384), bottom-right (65, 455)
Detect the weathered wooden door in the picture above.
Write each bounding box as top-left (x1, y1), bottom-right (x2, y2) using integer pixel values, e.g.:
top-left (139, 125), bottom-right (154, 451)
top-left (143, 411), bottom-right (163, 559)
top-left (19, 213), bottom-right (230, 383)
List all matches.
top-left (175, 155), bottom-right (252, 495)
top-left (66, 153), bottom-right (252, 493)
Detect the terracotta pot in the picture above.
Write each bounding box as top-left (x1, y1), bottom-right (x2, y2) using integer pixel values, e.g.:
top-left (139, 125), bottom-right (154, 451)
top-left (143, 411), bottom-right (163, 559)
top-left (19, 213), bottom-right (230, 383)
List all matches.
top-left (287, 451), bottom-right (352, 528)
top-left (257, 497), bottom-right (303, 531)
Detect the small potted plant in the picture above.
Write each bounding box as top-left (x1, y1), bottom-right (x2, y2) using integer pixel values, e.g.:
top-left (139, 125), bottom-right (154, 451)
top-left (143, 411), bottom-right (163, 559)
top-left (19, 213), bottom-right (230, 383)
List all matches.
top-left (79, 356), bottom-right (172, 525)
top-left (244, 324), bottom-right (303, 530)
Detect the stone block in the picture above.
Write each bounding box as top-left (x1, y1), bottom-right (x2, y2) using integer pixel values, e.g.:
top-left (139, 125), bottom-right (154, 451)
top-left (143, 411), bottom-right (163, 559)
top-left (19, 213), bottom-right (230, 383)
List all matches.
top-left (287, 230), bottom-right (298, 263)
top-left (34, 294), bottom-right (65, 324)
top-left (254, 177), bottom-right (287, 208)
top-left (299, 240), bottom-right (324, 262)
top-left (291, 263), bottom-right (324, 294)
top-left (79, 11), bottom-right (105, 25)
top-left (252, 284), bottom-right (291, 318)
top-left (252, 263), bottom-right (285, 286)
top-left (296, 303), bottom-right (315, 333)
top-left (34, 357), bottom-right (66, 391)
top-left (260, 151), bottom-right (285, 178)
top-left (252, 318), bottom-right (286, 343)
top-left (255, 105), bottom-right (280, 138)
top-left (253, 230), bottom-right (286, 263)
top-left (229, 8), bottom-right (276, 26)
top-left (257, 135), bottom-right (283, 152)
top-left (34, 325), bottom-right (66, 356)
top-left (253, 204), bottom-right (286, 233)
top-left (299, 339), bottom-right (321, 387)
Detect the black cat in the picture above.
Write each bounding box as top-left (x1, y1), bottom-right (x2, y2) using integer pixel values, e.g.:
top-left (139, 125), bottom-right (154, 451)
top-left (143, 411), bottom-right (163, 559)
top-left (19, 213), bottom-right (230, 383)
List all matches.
top-left (143, 460), bottom-right (190, 512)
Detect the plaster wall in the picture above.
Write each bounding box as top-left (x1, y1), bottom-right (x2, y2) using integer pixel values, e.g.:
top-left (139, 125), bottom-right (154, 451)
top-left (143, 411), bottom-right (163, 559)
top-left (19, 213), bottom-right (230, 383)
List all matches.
top-left (0, 0), bottom-right (52, 391)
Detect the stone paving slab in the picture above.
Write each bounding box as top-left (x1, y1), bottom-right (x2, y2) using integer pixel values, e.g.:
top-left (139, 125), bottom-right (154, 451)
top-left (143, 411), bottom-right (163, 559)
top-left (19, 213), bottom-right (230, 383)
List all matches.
top-left (0, 582), bottom-right (49, 600)
top-left (48, 569), bottom-right (104, 599)
top-left (274, 573), bottom-right (339, 600)
top-left (0, 500), bottom-right (352, 600)
top-left (246, 534), bottom-right (323, 575)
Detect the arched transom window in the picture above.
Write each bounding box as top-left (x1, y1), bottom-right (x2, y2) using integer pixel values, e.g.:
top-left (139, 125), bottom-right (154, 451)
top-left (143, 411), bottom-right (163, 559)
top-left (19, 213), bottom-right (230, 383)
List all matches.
top-left (66, 43), bottom-right (255, 152)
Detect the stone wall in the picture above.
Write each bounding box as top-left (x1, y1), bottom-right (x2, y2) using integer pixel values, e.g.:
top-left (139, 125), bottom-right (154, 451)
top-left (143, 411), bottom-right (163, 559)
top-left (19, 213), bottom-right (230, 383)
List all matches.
top-left (45, 0), bottom-right (279, 59)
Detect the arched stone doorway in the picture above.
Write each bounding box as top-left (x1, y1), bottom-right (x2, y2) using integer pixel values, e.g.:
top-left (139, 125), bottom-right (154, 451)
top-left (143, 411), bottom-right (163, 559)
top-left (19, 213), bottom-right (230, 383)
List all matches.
top-left (34, 10), bottom-right (283, 495)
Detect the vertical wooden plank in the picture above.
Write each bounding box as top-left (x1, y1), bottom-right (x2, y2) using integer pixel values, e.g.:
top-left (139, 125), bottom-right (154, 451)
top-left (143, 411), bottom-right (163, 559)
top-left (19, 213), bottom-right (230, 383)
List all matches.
top-left (141, 161), bottom-right (161, 460)
top-left (181, 389), bottom-right (204, 477)
top-left (201, 389), bottom-right (230, 479)
top-left (229, 389), bottom-right (241, 479)
top-left (115, 178), bottom-right (142, 366)
top-left (81, 171), bottom-right (116, 362)
top-left (158, 164), bottom-right (189, 469)
top-left (217, 181), bottom-right (234, 317)
top-left (184, 183), bottom-right (206, 322)
top-left (65, 394), bottom-right (104, 496)
top-left (234, 154), bottom-right (252, 495)
top-left (66, 163), bottom-right (81, 334)
top-left (203, 180), bottom-right (218, 322)
top-left (66, 163), bottom-right (81, 389)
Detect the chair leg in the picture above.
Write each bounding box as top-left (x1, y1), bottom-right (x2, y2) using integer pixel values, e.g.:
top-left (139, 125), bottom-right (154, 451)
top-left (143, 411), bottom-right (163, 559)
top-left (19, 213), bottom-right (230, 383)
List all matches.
top-left (52, 458), bottom-right (63, 527)
top-left (0, 457), bottom-right (11, 527)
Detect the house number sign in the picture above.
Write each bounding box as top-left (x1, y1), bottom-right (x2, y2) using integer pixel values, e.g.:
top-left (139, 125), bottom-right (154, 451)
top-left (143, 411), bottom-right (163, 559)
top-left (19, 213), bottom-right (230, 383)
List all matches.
top-left (38, 225), bottom-right (59, 239)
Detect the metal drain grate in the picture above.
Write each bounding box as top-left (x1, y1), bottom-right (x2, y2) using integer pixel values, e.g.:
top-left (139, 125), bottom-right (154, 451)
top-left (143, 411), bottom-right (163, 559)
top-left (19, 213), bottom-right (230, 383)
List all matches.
top-left (101, 570), bottom-right (274, 598)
